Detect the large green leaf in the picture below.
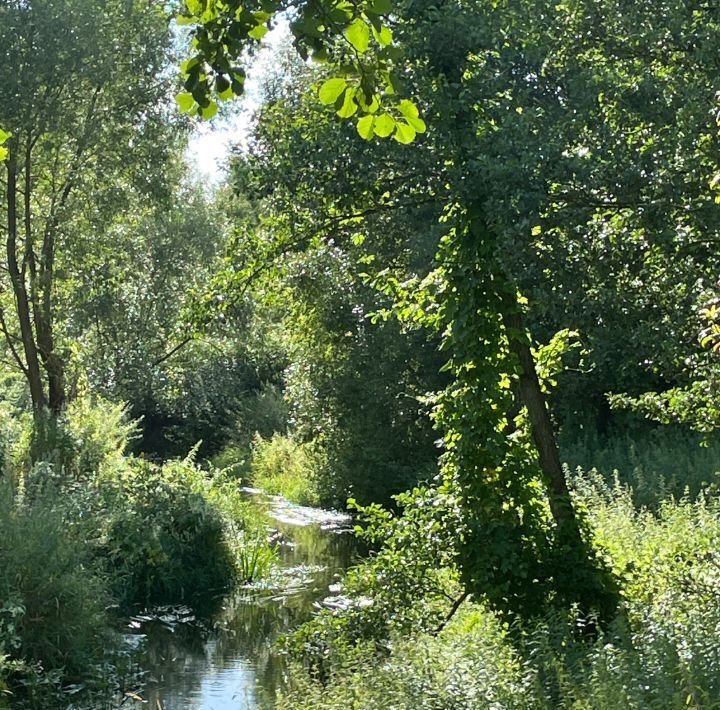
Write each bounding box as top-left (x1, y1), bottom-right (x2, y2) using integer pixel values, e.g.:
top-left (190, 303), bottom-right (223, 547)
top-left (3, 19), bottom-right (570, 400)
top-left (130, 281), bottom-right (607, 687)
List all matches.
top-left (175, 92), bottom-right (196, 112)
top-left (393, 120), bottom-right (416, 143)
top-left (373, 113), bottom-right (395, 137)
top-left (357, 114), bottom-right (375, 140)
top-left (337, 89), bottom-right (358, 118)
top-left (319, 78), bottom-right (347, 104)
top-left (345, 18), bottom-right (370, 53)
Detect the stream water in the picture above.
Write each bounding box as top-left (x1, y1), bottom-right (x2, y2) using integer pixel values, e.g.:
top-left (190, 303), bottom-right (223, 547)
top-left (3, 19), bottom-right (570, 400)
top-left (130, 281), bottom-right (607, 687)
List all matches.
top-left (126, 491), bottom-right (359, 709)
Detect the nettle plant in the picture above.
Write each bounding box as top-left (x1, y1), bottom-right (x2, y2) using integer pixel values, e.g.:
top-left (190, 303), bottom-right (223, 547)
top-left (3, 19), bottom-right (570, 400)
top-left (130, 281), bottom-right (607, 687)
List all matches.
top-left (175, 0), bottom-right (425, 141)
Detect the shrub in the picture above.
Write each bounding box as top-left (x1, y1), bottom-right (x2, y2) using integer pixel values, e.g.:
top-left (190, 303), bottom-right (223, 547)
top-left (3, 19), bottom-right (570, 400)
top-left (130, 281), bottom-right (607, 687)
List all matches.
top-left (249, 433), bottom-right (322, 506)
top-left (280, 475), bottom-right (720, 709)
top-left (0, 482), bottom-right (111, 702)
top-left (98, 455), bottom-right (267, 606)
top-left (19, 397), bottom-right (138, 486)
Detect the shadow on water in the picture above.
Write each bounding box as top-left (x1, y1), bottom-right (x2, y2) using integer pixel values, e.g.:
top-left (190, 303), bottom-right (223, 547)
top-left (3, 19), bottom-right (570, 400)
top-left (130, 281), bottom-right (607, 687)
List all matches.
top-left (127, 491), bottom-right (359, 710)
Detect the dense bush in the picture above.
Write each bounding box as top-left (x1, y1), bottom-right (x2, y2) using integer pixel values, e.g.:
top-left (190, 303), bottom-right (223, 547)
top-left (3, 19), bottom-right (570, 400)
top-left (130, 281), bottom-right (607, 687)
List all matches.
top-left (279, 473), bottom-right (720, 709)
top-left (248, 433), bottom-right (323, 507)
top-left (0, 482), bottom-right (112, 705)
top-left (97, 456), bottom-right (259, 606)
top-left (26, 398), bottom-right (137, 482)
top-left (0, 398), bottom-right (275, 705)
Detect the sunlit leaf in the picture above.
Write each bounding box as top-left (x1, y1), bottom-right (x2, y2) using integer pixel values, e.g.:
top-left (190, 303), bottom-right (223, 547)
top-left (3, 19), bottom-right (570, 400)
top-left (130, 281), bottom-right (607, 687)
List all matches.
top-left (175, 92), bottom-right (196, 112)
top-left (373, 113), bottom-right (395, 137)
top-left (398, 99), bottom-right (419, 119)
top-left (345, 18), bottom-right (370, 53)
top-left (372, 24), bottom-right (392, 46)
top-left (319, 78), bottom-right (347, 104)
top-left (357, 114), bottom-right (375, 140)
top-left (337, 89), bottom-right (358, 117)
top-left (200, 100), bottom-right (218, 118)
top-left (393, 120), bottom-right (416, 143)
top-left (248, 24), bottom-right (268, 40)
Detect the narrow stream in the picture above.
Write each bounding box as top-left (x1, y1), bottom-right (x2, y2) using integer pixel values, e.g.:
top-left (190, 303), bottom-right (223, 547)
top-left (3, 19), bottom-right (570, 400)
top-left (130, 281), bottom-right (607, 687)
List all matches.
top-left (128, 491), bottom-right (359, 709)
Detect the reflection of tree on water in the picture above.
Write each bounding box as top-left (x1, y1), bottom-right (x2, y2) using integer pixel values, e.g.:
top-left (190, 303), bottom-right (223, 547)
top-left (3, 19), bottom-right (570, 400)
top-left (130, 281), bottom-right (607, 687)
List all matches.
top-left (134, 496), bottom-right (359, 709)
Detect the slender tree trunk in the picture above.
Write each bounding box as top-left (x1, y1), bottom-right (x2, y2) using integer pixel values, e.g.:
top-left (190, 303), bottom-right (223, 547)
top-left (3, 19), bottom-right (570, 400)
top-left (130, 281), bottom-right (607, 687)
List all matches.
top-left (5, 151), bottom-right (46, 411)
top-left (24, 137), bottom-right (65, 414)
top-left (37, 227), bottom-right (64, 414)
top-left (502, 307), bottom-right (577, 529)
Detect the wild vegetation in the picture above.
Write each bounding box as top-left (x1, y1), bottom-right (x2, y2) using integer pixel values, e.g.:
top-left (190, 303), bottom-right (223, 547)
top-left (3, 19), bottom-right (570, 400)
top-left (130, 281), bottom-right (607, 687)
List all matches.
top-left (2, 0), bottom-right (720, 706)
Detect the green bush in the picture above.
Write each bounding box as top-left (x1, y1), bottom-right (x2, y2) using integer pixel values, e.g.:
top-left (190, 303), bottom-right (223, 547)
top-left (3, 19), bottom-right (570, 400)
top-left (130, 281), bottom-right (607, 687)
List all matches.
top-left (20, 397), bottom-right (137, 486)
top-left (249, 433), bottom-right (322, 506)
top-left (280, 474), bottom-right (720, 709)
top-left (98, 456), bottom-right (264, 606)
top-left (0, 483), bottom-right (111, 702)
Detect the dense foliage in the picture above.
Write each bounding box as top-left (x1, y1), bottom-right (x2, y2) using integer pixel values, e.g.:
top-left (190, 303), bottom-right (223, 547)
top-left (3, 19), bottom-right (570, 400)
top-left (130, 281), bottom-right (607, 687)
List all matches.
top-left (2, 0), bottom-right (720, 705)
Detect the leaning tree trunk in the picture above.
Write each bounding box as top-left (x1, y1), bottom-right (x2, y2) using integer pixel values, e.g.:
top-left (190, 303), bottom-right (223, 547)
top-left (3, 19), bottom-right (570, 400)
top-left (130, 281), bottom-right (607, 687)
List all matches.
top-left (502, 308), bottom-right (578, 530)
top-left (501, 301), bottom-right (617, 621)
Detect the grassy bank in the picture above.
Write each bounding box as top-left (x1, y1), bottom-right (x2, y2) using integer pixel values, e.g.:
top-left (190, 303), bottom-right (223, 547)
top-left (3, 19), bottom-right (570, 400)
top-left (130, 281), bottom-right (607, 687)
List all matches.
top-left (0, 398), bottom-right (274, 708)
top-left (277, 468), bottom-right (720, 709)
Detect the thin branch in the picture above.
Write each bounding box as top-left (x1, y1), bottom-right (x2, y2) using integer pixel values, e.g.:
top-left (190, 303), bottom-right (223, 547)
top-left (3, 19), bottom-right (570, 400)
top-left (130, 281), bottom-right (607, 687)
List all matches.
top-left (151, 336), bottom-right (193, 368)
top-left (432, 591), bottom-right (470, 636)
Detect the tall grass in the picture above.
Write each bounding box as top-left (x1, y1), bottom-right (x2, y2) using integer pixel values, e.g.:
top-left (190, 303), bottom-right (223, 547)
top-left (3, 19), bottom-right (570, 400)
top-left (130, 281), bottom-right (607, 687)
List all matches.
top-left (249, 433), bottom-right (322, 506)
top-left (559, 421), bottom-right (720, 508)
top-left (279, 471), bottom-right (720, 709)
top-left (0, 481), bottom-right (112, 706)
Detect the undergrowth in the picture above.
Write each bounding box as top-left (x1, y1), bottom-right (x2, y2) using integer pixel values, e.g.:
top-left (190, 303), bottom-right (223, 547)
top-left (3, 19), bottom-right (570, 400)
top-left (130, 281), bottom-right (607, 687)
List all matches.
top-left (278, 471), bottom-right (720, 709)
top-left (248, 433), bottom-right (323, 507)
top-left (0, 397), bottom-right (275, 707)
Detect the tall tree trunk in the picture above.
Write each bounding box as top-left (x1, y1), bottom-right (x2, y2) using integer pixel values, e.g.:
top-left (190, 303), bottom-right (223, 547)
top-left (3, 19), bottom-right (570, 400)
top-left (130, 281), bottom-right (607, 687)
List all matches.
top-left (502, 307), bottom-right (578, 529)
top-left (24, 136), bottom-right (65, 414)
top-left (37, 226), bottom-right (64, 414)
top-left (502, 303), bottom-right (617, 620)
top-left (5, 151), bottom-right (46, 411)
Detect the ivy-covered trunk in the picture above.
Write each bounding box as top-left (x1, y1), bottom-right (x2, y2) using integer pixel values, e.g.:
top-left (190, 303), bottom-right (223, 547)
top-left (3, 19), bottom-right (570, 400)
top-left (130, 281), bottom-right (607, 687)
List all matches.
top-left (436, 207), bottom-right (616, 621)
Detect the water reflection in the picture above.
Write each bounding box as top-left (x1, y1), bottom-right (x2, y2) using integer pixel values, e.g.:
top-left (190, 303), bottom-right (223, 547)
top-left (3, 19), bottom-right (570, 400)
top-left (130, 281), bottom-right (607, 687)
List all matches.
top-left (132, 493), bottom-right (358, 709)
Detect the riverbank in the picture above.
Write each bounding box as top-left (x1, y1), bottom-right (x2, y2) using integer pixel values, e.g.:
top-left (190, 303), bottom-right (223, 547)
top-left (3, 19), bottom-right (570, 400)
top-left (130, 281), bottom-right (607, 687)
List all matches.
top-left (0, 401), bottom-right (276, 709)
top-left (130, 490), bottom-right (357, 708)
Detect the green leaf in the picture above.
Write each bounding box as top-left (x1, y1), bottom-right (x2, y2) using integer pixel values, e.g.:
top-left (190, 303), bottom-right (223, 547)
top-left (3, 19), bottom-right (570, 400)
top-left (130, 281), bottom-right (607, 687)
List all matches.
top-left (0, 129), bottom-right (11, 145)
top-left (357, 115), bottom-right (375, 140)
top-left (356, 91), bottom-right (380, 114)
top-left (181, 57), bottom-right (199, 75)
top-left (398, 99), bottom-right (419, 119)
top-left (186, 0), bottom-right (202, 14)
top-left (345, 18), bottom-right (370, 53)
top-left (337, 89), bottom-right (358, 118)
top-left (406, 115), bottom-right (426, 133)
top-left (373, 113), bottom-right (395, 137)
top-left (175, 92), bottom-right (196, 112)
top-left (248, 24), bottom-right (268, 40)
top-left (200, 100), bottom-right (218, 119)
top-left (175, 14), bottom-right (195, 24)
top-left (0, 147), bottom-right (7, 162)
top-left (372, 24), bottom-right (392, 46)
top-left (216, 76), bottom-right (234, 100)
top-left (393, 120), bottom-right (416, 143)
top-left (319, 77), bottom-right (347, 104)
top-left (371, 0), bottom-right (391, 13)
